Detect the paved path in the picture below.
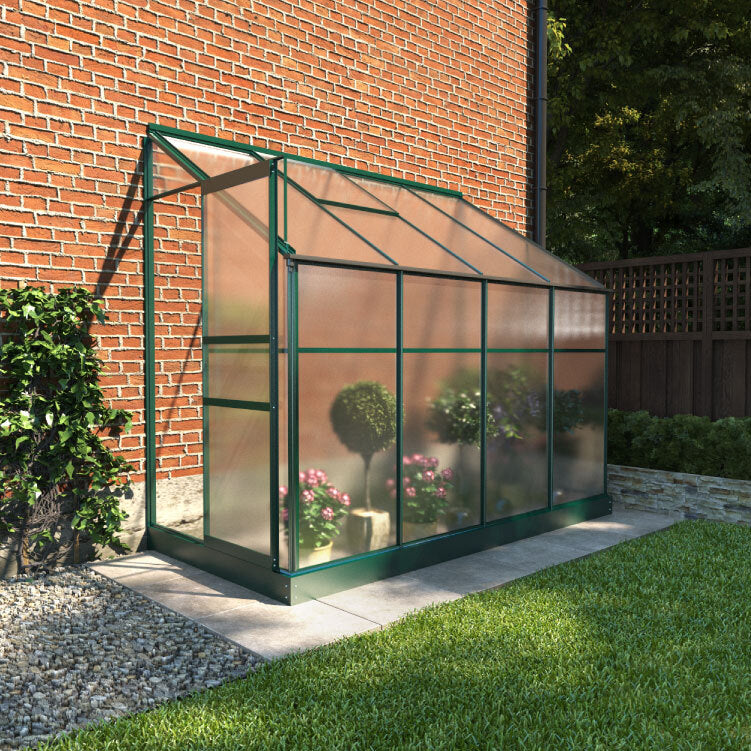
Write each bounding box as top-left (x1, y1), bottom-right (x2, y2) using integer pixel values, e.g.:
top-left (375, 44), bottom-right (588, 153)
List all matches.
top-left (91, 507), bottom-right (674, 660)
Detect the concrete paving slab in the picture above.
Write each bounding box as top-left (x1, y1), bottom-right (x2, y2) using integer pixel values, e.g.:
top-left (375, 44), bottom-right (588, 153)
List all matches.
top-left (197, 599), bottom-right (378, 659)
top-left (90, 552), bottom-right (201, 586)
top-left (126, 573), bottom-right (264, 620)
top-left (318, 573), bottom-right (464, 625)
top-left (90, 509), bottom-right (676, 660)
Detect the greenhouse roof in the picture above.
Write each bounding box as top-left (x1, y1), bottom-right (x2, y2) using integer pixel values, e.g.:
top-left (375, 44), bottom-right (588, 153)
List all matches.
top-left (147, 124), bottom-right (602, 291)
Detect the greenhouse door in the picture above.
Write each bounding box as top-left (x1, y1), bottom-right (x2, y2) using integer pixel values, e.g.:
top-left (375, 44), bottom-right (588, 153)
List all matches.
top-left (201, 161), bottom-right (274, 561)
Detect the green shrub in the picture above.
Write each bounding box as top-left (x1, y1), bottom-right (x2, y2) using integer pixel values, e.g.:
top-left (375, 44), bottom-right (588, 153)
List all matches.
top-left (0, 286), bottom-right (133, 572)
top-left (608, 409), bottom-right (751, 479)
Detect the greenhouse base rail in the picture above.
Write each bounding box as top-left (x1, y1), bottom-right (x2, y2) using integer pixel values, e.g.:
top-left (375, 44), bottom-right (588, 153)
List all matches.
top-left (148, 494), bottom-right (611, 605)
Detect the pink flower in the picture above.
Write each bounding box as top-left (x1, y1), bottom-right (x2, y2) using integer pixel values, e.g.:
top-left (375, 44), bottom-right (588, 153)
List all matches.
top-left (341, 493), bottom-right (351, 506)
top-left (282, 508), bottom-right (289, 522)
top-left (403, 456), bottom-right (412, 466)
top-left (315, 469), bottom-right (327, 483)
top-left (321, 506), bottom-right (334, 521)
top-left (403, 476), bottom-right (411, 486)
top-left (299, 471), bottom-right (306, 483)
top-left (441, 468), bottom-right (454, 482)
top-left (389, 489), bottom-right (397, 499)
top-left (386, 478), bottom-right (395, 490)
top-left (301, 489), bottom-right (315, 504)
top-left (424, 470), bottom-right (435, 482)
top-left (412, 454), bottom-right (424, 465)
top-left (429, 457), bottom-right (439, 468)
top-left (327, 487), bottom-right (340, 499)
top-left (279, 486), bottom-right (288, 498)
top-left (406, 486), bottom-right (417, 497)
top-left (436, 486), bottom-right (447, 499)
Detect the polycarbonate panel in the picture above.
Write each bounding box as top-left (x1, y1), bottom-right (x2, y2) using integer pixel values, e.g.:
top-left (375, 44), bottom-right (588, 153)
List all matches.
top-left (554, 290), bottom-right (607, 350)
top-left (403, 276), bottom-right (481, 349)
top-left (283, 160), bottom-right (387, 210)
top-left (297, 354), bottom-right (397, 566)
top-left (350, 178), bottom-right (543, 283)
top-left (298, 265), bottom-right (397, 349)
top-left (207, 345), bottom-right (269, 402)
top-left (486, 353), bottom-right (548, 520)
top-left (204, 178), bottom-right (269, 336)
top-left (281, 178), bottom-right (394, 265)
top-left (152, 140), bottom-right (196, 195)
top-left (163, 134), bottom-right (261, 176)
top-left (330, 207), bottom-right (476, 274)
top-left (152, 188), bottom-right (204, 539)
top-left (403, 352), bottom-right (481, 541)
top-left (552, 353), bottom-right (605, 504)
top-left (487, 283), bottom-right (549, 350)
top-left (207, 407), bottom-right (270, 553)
top-left (421, 192), bottom-right (602, 288)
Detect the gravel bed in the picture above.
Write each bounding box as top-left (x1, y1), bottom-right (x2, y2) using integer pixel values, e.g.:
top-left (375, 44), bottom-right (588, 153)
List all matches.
top-left (0, 566), bottom-right (259, 749)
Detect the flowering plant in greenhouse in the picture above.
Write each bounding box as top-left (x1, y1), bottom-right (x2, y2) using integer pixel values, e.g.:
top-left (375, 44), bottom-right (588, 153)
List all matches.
top-left (279, 468), bottom-right (351, 549)
top-left (386, 454), bottom-right (455, 524)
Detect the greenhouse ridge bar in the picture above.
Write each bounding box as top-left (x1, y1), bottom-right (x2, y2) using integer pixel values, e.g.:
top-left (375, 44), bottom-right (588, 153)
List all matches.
top-left (144, 124), bottom-right (610, 604)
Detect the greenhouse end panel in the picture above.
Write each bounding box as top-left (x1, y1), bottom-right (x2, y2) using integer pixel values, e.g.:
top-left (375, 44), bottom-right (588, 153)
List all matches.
top-left (144, 124), bottom-right (610, 604)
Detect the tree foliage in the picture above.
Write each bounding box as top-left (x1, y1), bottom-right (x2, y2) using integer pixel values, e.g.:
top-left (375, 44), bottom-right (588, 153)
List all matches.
top-left (330, 381), bottom-right (397, 510)
top-left (547, 1), bottom-right (751, 262)
top-left (0, 287), bottom-right (132, 572)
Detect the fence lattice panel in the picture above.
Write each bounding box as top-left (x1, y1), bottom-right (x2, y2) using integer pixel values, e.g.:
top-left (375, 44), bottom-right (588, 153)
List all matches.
top-left (579, 248), bottom-right (751, 418)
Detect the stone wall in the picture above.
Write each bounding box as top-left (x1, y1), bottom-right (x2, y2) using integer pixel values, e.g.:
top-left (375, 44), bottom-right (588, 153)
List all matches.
top-left (608, 464), bottom-right (751, 525)
top-left (0, 476), bottom-right (201, 578)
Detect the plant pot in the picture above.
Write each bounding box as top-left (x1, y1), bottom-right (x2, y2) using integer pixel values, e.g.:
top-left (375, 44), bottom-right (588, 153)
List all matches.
top-left (346, 508), bottom-right (391, 552)
top-left (403, 519), bottom-right (439, 542)
top-left (300, 541), bottom-right (334, 567)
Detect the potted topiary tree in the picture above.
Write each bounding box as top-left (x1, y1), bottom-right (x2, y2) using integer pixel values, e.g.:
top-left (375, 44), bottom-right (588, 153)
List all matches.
top-left (330, 381), bottom-right (396, 552)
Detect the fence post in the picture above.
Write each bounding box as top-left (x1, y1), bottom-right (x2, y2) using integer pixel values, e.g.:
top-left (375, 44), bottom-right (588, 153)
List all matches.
top-left (700, 251), bottom-right (714, 417)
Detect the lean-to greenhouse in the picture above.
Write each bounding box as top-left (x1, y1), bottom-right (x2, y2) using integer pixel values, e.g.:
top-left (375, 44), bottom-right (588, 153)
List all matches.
top-left (145, 124), bottom-right (609, 604)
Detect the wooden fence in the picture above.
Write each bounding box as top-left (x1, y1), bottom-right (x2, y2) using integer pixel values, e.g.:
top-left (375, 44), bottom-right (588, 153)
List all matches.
top-left (579, 248), bottom-right (751, 418)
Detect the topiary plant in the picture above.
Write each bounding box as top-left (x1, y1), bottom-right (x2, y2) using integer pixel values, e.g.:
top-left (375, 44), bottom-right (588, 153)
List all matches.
top-left (330, 381), bottom-right (397, 511)
top-left (0, 286), bottom-right (133, 572)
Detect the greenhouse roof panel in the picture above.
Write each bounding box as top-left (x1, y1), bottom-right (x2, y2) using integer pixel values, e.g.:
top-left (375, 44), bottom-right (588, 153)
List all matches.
top-left (420, 191), bottom-right (604, 290)
top-left (152, 127), bottom-right (603, 289)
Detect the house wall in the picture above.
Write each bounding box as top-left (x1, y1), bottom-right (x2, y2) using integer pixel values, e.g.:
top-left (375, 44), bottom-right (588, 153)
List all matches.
top-left (0, 0), bottom-right (536, 486)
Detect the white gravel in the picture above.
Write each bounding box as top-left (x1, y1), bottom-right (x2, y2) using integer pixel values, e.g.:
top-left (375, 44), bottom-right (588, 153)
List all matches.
top-left (0, 566), bottom-right (258, 749)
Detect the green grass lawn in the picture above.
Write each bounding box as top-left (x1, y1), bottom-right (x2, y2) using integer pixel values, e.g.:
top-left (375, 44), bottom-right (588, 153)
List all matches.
top-left (38, 521), bottom-right (751, 750)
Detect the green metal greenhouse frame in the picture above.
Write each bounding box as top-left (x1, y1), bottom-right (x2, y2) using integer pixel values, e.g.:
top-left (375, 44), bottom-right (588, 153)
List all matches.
top-left (143, 123), bottom-right (610, 604)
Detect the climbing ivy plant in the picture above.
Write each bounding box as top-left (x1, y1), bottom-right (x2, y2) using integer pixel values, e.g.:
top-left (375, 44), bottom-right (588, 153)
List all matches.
top-left (0, 286), bottom-right (133, 572)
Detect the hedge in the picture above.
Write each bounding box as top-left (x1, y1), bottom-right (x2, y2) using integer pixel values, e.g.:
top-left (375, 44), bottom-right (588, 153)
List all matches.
top-left (608, 409), bottom-right (751, 480)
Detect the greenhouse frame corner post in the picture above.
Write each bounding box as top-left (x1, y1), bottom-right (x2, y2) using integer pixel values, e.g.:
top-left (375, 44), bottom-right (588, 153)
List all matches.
top-left (480, 279), bottom-right (488, 526)
top-left (287, 257), bottom-right (300, 573)
top-left (395, 271), bottom-right (404, 546)
top-left (143, 137), bottom-right (157, 531)
top-left (269, 160), bottom-right (280, 570)
top-left (604, 290), bottom-right (611, 501)
top-left (547, 287), bottom-right (555, 510)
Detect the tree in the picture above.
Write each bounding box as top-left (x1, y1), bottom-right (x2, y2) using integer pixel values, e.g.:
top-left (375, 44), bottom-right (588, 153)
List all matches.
top-left (547, 1), bottom-right (751, 262)
top-left (330, 381), bottom-right (397, 511)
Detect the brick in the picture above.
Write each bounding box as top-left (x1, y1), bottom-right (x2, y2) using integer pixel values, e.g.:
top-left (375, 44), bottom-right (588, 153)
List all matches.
top-left (3, 0), bottom-right (535, 480)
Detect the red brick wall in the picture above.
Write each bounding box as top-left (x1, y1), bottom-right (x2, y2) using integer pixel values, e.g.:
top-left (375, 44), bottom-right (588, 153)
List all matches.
top-left (0, 0), bottom-right (535, 481)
